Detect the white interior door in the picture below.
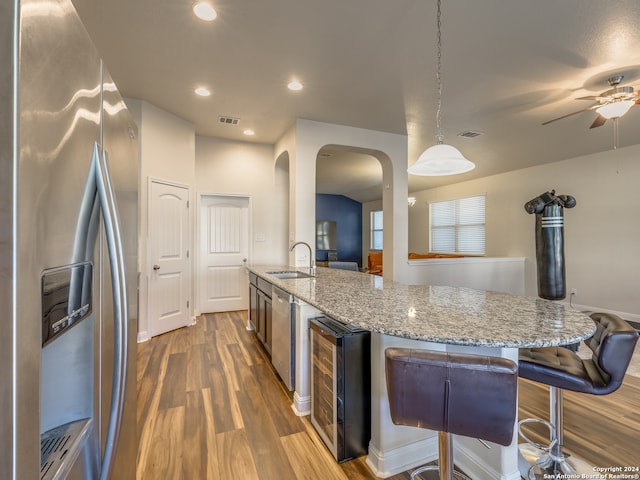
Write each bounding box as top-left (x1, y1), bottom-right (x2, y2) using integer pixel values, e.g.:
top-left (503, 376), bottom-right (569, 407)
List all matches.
top-left (198, 195), bottom-right (250, 313)
top-left (148, 180), bottom-right (191, 337)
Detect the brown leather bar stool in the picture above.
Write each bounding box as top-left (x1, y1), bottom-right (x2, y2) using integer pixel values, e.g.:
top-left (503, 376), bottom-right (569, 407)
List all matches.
top-left (385, 348), bottom-right (518, 480)
top-left (518, 312), bottom-right (639, 479)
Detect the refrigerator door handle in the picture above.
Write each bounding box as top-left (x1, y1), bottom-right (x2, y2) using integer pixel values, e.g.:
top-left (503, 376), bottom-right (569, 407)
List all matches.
top-left (94, 143), bottom-right (129, 480)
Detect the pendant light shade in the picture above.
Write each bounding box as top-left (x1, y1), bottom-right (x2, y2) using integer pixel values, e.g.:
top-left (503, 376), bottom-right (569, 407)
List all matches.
top-left (408, 0), bottom-right (475, 177)
top-left (408, 143), bottom-right (475, 176)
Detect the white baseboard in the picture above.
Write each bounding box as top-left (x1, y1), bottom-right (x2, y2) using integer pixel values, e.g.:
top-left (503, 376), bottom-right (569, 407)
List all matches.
top-left (454, 441), bottom-right (521, 480)
top-left (560, 301), bottom-right (640, 324)
top-left (365, 436), bottom-right (438, 479)
top-left (291, 392), bottom-right (310, 416)
top-left (137, 331), bottom-right (150, 343)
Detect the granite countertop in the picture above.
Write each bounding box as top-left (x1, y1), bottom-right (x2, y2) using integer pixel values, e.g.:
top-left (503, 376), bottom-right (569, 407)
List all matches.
top-left (248, 264), bottom-right (596, 348)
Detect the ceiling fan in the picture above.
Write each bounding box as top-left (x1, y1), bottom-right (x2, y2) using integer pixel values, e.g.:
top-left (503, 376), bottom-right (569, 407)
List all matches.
top-left (543, 74), bottom-right (640, 128)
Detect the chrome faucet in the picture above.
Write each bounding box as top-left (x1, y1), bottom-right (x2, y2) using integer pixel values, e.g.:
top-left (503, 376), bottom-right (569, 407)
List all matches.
top-left (289, 241), bottom-right (316, 277)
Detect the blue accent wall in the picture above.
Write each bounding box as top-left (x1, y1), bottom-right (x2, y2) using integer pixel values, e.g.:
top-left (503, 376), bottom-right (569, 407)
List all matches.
top-left (316, 194), bottom-right (362, 266)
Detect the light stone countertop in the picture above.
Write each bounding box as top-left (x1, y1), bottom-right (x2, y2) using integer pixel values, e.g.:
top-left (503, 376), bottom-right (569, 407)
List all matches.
top-left (248, 264), bottom-right (596, 348)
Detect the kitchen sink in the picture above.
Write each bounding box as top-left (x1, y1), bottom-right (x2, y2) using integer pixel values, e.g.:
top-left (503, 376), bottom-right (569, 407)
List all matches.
top-left (267, 270), bottom-right (313, 279)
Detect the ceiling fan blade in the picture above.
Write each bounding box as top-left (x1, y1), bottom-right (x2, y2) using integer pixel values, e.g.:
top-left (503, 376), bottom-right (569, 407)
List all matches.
top-left (589, 114), bottom-right (607, 129)
top-left (576, 95), bottom-right (601, 101)
top-left (541, 105), bottom-right (598, 126)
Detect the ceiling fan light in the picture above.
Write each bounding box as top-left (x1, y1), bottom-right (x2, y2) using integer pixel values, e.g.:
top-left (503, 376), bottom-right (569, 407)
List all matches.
top-left (408, 143), bottom-right (476, 176)
top-left (596, 100), bottom-right (635, 119)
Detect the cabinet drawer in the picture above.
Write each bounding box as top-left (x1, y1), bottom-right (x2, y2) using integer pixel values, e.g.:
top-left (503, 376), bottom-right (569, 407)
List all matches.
top-left (257, 277), bottom-right (272, 297)
top-left (249, 272), bottom-right (258, 286)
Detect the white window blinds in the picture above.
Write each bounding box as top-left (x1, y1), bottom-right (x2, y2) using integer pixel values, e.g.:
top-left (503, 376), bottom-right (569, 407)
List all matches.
top-left (429, 194), bottom-right (486, 254)
top-left (370, 210), bottom-right (383, 250)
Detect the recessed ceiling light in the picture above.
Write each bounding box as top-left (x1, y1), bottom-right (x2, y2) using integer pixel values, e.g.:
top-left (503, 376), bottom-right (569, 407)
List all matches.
top-left (287, 81), bottom-right (303, 91)
top-left (193, 2), bottom-right (217, 21)
top-left (194, 86), bottom-right (211, 97)
top-left (243, 129), bottom-right (255, 136)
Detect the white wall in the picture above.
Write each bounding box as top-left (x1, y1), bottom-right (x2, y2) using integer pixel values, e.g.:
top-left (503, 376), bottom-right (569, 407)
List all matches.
top-left (195, 136), bottom-right (288, 266)
top-left (126, 99), bottom-right (290, 341)
top-left (408, 144), bottom-right (640, 320)
top-left (125, 99), bottom-right (196, 341)
top-left (276, 119), bottom-right (409, 280)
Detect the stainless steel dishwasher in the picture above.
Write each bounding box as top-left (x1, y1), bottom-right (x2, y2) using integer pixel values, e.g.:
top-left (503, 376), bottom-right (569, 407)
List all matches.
top-left (271, 285), bottom-right (295, 390)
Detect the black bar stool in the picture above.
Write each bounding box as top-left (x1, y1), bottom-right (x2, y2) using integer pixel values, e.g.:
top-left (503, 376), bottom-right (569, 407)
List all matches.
top-left (518, 312), bottom-right (638, 479)
top-left (385, 348), bottom-right (518, 480)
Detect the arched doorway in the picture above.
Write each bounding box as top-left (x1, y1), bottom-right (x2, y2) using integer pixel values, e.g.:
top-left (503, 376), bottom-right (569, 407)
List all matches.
top-left (315, 145), bottom-right (383, 271)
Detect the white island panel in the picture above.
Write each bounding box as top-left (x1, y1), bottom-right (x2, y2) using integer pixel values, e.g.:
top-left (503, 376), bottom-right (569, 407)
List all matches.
top-left (405, 257), bottom-right (526, 295)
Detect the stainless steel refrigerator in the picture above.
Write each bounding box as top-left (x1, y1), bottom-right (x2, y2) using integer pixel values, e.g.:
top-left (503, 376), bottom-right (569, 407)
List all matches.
top-left (1, 0), bottom-right (139, 478)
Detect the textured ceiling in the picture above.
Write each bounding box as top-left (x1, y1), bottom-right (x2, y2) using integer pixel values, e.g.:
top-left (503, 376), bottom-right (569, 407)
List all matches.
top-left (71, 0), bottom-right (640, 202)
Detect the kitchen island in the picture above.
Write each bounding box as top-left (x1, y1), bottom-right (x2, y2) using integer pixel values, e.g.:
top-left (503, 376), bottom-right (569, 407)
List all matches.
top-left (247, 265), bottom-right (596, 480)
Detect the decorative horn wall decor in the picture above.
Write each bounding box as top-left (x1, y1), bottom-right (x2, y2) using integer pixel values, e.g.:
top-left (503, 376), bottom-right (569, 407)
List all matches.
top-left (524, 190), bottom-right (576, 300)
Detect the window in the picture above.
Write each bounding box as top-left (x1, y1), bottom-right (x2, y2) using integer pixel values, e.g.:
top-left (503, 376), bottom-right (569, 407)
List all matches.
top-left (429, 194), bottom-right (485, 254)
top-left (370, 210), bottom-right (383, 250)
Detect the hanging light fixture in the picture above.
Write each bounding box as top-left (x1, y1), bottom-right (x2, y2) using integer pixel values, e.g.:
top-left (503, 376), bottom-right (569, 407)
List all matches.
top-left (408, 0), bottom-right (475, 177)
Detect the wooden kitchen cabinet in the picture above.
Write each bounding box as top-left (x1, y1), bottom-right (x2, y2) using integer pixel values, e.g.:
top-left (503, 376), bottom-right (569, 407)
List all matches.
top-left (261, 293), bottom-right (272, 355)
top-left (249, 273), bottom-right (272, 355)
top-left (249, 280), bottom-right (258, 330)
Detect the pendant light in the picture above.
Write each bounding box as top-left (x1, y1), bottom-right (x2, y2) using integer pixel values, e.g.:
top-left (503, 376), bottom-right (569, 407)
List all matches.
top-left (408, 0), bottom-right (475, 176)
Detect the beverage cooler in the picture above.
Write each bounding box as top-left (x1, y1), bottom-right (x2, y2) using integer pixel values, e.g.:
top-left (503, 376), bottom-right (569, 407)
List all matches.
top-left (309, 316), bottom-right (371, 463)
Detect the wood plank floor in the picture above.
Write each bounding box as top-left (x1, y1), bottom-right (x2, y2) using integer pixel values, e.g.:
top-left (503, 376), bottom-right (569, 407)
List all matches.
top-left (136, 311), bottom-right (640, 479)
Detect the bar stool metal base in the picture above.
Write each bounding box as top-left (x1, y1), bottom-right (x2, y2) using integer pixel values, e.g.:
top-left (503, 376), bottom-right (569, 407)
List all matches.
top-left (519, 443), bottom-right (593, 480)
top-left (411, 432), bottom-right (471, 480)
top-left (518, 386), bottom-right (595, 480)
top-left (411, 464), bottom-right (471, 480)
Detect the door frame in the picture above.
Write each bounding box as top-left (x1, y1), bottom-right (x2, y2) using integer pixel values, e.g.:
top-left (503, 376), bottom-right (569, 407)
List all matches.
top-left (196, 192), bottom-right (253, 316)
top-left (144, 177), bottom-right (193, 340)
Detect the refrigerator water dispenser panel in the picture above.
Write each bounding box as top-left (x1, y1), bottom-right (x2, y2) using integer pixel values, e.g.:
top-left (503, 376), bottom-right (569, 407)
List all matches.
top-left (41, 263), bottom-right (93, 346)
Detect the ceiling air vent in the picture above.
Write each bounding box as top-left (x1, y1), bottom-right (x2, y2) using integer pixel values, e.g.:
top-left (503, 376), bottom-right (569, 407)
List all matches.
top-left (218, 116), bottom-right (240, 125)
top-left (458, 130), bottom-right (483, 138)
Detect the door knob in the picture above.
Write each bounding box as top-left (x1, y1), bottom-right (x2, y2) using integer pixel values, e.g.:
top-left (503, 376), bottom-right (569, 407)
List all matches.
top-left (243, 258), bottom-right (247, 263)
top-left (153, 265), bottom-right (160, 271)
